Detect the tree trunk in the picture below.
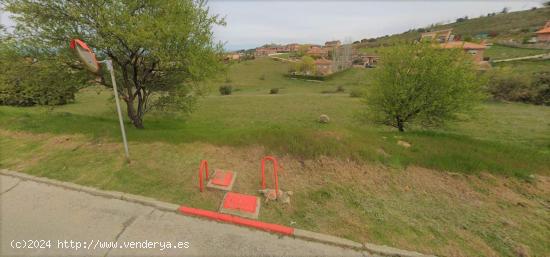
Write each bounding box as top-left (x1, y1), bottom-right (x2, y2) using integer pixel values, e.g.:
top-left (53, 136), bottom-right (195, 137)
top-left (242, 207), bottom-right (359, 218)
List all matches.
top-left (396, 116), bottom-right (405, 132)
top-left (126, 99), bottom-right (144, 129)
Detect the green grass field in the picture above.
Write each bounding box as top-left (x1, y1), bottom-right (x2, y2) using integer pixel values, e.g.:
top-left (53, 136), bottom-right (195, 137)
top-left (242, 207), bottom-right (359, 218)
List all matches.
top-left (485, 45), bottom-right (549, 60)
top-left (1, 57), bottom-right (550, 257)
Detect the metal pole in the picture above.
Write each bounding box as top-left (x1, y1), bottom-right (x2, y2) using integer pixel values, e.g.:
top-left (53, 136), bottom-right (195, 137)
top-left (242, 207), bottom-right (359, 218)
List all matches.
top-left (104, 60), bottom-right (130, 162)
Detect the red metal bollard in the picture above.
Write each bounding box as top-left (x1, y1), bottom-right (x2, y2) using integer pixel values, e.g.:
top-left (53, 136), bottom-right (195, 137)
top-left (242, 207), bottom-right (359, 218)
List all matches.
top-left (261, 156), bottom-right (279, 195)
top-left (199, 160), bottom-right (209, 192)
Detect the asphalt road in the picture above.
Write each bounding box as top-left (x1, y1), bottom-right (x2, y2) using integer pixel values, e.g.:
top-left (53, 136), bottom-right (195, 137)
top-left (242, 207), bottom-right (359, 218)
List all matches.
top-left (0, 175), bottom-right (375, 257)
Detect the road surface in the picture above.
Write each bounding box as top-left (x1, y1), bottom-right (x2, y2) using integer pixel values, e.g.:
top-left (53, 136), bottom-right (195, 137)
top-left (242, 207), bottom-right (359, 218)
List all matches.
top-left (1, 174), bottom-right (374, 257)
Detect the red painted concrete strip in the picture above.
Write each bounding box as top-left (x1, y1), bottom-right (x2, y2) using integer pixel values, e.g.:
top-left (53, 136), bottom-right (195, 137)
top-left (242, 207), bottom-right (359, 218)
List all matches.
top-left (179, 206), bottom-right (294, 235)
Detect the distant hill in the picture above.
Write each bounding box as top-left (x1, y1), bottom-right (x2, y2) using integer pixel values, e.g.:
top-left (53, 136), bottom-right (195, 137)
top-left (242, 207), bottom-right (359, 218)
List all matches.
top-left (355, 7), bottom-right (550, 49)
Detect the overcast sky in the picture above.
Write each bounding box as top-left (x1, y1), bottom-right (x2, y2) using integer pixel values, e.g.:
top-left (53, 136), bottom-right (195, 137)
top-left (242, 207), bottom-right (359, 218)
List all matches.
top-left (1, 1), bottom-right (544, 50)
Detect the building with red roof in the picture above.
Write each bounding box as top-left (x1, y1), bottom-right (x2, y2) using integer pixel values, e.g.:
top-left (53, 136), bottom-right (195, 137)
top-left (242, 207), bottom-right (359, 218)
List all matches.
top-left (441, 41), bottom-right (487, 63)
top-left (536, 21), bottom-right (550, 43)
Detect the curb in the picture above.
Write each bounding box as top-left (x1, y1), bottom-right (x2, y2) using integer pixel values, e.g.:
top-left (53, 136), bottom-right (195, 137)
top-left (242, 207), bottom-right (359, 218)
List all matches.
top-left (179, 205), bottom-right (294, 235)
top-left (1, 169), bottom-right (436, 257)
top-left (0, 169), bottom-right (179, 212)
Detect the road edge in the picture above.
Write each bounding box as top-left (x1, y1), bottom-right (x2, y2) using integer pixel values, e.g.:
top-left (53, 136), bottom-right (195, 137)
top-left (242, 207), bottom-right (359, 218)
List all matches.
top-left (0, 169), bottom-right (436, 257)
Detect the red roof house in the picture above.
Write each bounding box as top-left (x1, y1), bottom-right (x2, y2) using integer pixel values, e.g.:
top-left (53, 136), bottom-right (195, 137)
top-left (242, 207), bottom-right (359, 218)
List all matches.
top-left (536, 21), bottom-right (550, 43)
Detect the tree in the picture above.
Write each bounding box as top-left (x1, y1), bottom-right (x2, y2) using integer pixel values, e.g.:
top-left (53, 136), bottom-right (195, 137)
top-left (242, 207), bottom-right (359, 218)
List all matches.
top-left (5, 0), bottom-right (224, 128)
top-left (297, 45), bottom-right (310, 57)
top-left (365, 43), bottom-right (483, 132)
top-left (299, 56), bottom-right (315, 74)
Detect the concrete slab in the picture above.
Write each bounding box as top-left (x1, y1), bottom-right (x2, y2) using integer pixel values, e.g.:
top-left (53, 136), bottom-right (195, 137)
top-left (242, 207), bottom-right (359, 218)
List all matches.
top-left (111, 209), bottom-right (367, 257)
top-left (0, 179), bottom-right (153, 257)
top-left (0, 175), bottom-right (20, 194)
top-left (219, 192), bottom-right (260, 219)
top-left (206, 170), bottom-right (236, 191)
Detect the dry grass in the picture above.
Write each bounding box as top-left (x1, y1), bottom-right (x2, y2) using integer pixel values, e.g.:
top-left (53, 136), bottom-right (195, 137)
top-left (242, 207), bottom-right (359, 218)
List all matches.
top-left (1, 129), bottom-right (548, 257)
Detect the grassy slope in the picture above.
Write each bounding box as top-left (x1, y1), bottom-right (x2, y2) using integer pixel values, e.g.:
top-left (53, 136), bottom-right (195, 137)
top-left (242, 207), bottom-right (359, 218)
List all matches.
top-left (484, 45), bottom-right (549, 60)
top-left (1, 58), bottom-right (550, 256)
top-left (355, 7), bottom-right (550, 48)
top-left (2, 58), bottom-right (548, 176)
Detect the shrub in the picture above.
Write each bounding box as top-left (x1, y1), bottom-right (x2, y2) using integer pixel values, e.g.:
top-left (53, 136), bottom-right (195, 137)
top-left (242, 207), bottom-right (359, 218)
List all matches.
top-left (531, 72), bottom-right (550, 106)
top-left (219, 85), bottom-right (232, 95)
top-left (487, 68), bottom-right (533, 103)
top-left (269, 88), bottom-right (279, 94)
top-left (259, 74), bottom-right (266, 80)
top-left (336, 86), bottom-right (345, 92)
top-left (0, 44), bottom-right (83, 106)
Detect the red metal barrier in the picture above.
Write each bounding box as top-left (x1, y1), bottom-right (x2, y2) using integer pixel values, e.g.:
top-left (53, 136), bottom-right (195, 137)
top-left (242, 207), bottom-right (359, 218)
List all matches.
top-left (198, 160), bottom-right (209, 192)
top-left (261, 156), bottom-right (279, 195)
top-left (179, 205), bottom-right (294, 235)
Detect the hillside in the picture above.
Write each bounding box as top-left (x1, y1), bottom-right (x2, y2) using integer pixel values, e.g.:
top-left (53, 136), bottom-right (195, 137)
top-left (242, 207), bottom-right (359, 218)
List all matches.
top-left (356, 7), bottom-right (550, 48)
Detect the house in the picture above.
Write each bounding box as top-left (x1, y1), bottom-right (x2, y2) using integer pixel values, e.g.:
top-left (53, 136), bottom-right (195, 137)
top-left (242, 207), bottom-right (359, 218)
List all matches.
top-left (325, 40), bottom-right (341, 48)
top-left (421, 29), bottom-right (453, 43)
top-left (360, 55), bottom-right (379, 67)
top-left (440, 41), bottom-right (487, 63)
top-left (307, 47), bottom-right (329, 58)
top-left (314, 58), bottom-right (333, 75)
top-left (535, 21), bottom-right (550, 43)
top-left (255, 47), bottom-right (277, 57)
top-left (286, 43), bottom-right (300, 52)
top-left (224, 53), bottom-right (241, 61)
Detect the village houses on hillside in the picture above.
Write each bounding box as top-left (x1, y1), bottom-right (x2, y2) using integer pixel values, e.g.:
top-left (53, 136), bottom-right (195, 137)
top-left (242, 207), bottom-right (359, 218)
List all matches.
top-left (420, 29), bottom-right (489, 69)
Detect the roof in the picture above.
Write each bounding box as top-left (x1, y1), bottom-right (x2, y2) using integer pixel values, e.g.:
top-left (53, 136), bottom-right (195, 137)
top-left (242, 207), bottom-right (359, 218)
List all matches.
top-left (536, 27), bottom-right (550, 34)
top-left (421, 29), bottom-right (453, 36)
top-left (536, 21), bottom-right (550, 34)
top-left (308, 47), bottom-right (328, 54)
top-left (441, 41), bottom-right (486, 50)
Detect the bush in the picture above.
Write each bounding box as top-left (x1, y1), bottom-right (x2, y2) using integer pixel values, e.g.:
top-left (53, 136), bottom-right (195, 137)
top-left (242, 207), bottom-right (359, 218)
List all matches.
top-left (486, 68), bottom-right (549, 105)
top-left (259, 74), bottom-right (266, 80)
top-left (269, 88), bottom-right (279, 94)
top-left (531, 72), bottom-right (550, 106)
top-left (336, 86), bottom-right (345, 92)
top-left (0, 44), bottom-right (83, 106)
top-left (488, 69), bottom-right (531, 102)
top-left (219, 85), bottom-right (233, 95)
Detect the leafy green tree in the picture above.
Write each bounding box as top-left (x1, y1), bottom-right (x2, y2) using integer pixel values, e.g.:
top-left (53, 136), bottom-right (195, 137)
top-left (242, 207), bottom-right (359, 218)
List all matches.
top-left (299, 56), bottom-right (316, 74)
top-left (365, 43), bottom-right (483, 132)
top-left (5, 0), bottom-right (224, 128)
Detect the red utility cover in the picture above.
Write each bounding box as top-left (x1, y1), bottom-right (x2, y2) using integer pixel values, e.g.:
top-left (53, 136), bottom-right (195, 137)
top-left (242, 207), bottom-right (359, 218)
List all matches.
top-left (223, 192), bottom-right (258, 213)
top-left (212, 170), bottom-right (233, 186)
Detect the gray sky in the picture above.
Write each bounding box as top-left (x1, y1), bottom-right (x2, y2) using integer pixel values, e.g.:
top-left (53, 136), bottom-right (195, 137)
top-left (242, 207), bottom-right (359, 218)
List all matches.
top-left (1, 1), bottom-right (544, 50)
